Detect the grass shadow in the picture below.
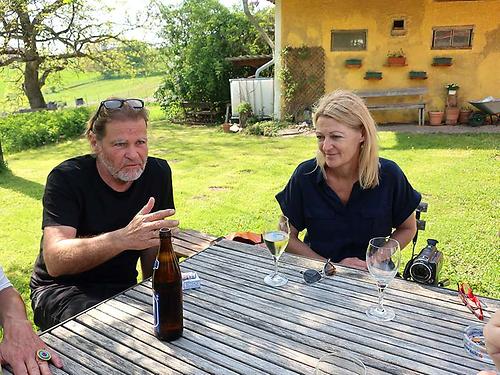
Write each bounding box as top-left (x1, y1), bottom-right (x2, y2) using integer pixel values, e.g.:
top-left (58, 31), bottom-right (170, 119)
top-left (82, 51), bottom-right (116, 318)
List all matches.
top-left (0, 169), bottom-right (44, 200)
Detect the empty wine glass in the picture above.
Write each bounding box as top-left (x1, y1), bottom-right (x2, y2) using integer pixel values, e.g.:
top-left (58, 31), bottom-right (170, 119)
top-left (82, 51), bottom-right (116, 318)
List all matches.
top-left (366, 237), bottom-right (401, 322)
top-left (315, 349), bottom-right (367, 375)
top-left (262, 215), bottom-right (290, 287)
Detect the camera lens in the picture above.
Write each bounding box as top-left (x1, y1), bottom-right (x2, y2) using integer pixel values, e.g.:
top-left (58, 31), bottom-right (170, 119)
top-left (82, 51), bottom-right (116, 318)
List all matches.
top-left (410, 262), bottom-right (432, 283)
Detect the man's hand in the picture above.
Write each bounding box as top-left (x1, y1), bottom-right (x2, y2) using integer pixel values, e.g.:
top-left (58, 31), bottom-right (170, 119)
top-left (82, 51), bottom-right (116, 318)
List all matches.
top-left (339, 257), bottom-right (367, 270)
top-left (0, 319), bottom-right (63, 375)
top-left (118, 197), bottom-right (179, 250)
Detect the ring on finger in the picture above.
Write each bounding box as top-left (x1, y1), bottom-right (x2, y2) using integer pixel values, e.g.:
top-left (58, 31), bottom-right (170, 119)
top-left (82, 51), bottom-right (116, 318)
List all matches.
top-left (36, 349), bottom-right (52, 362)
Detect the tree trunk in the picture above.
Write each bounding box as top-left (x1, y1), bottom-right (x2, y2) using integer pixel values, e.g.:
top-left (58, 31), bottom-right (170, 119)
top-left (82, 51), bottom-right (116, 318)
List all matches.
top-left (24, 60), bottom-right (46, 109)
top-left (0, 140), bottom-right (5, 166)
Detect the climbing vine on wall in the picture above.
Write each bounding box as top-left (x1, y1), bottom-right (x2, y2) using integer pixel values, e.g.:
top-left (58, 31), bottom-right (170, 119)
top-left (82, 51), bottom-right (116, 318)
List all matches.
top-left (280, 45), bottom-right (325, 121)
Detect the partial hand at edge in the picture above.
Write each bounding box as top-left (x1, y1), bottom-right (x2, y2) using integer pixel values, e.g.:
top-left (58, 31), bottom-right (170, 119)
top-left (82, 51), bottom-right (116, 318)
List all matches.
top-left (0, 319), bottom-right (63, 375)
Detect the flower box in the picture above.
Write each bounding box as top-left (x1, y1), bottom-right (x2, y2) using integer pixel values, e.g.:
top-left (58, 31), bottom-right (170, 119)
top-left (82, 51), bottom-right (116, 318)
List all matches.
top-left (345, 58), bottom-right (362, 68)
top-left (387, 56), bottom-right (407, 66)
top-left (432, 57), bottom-right (453, 66)
top-left (364, 71), bottom-right (383, 80)
top-left (409, 71), bottom-right (427, 80)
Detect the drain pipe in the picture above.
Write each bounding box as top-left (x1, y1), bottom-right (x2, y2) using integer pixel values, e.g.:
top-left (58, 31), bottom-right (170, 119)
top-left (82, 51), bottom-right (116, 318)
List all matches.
top-left (255, 58), bottom-right (274, 78)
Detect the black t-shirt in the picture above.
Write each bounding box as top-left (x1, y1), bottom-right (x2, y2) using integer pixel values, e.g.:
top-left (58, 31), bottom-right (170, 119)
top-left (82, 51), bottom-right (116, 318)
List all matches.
top-left (30, 155), bottom-right (174, 290)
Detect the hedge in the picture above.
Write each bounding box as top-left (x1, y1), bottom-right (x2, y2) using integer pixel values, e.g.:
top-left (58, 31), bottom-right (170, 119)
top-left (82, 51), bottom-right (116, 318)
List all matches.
top-left (0, 107), bottom-right (92, 152)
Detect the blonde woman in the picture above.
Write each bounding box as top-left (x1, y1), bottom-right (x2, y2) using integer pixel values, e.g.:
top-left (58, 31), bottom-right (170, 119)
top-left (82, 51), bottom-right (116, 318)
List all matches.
top-left (276, 90), bottom-right (421, 270)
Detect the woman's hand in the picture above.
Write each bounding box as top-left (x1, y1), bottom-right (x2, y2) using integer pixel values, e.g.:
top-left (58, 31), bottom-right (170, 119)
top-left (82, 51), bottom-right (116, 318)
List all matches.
top-left (339, 257), bottom-right (367, 270)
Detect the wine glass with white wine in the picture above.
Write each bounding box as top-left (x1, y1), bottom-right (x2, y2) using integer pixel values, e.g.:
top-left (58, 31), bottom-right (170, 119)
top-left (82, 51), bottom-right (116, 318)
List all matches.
top-left (262, 215), bottom-right (290, 287)
top-left (366, 237), bottom-right (401, 322)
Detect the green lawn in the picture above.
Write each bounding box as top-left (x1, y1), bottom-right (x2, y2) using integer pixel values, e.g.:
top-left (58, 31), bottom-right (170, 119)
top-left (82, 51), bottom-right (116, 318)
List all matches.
top-left (0, 124), bottom-right (499, 329)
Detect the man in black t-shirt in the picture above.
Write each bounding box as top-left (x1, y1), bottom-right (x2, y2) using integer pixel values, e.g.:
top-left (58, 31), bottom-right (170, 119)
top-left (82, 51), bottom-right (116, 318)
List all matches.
top-left (30, 98), bottom-right (178, 331)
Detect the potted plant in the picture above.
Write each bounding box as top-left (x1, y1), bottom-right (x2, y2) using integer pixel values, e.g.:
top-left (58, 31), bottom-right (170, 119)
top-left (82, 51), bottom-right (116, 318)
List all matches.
top-left (364, 71), bottom-right (383, 80)
top-left (345, 58), bottom-right (362, 68)
top-left (428, 110), bottom-right (444, 126)
top-left (459, 106), bottom-right (473, 124)
top-left (237, 101), bottom-right (253, 128)
top-left (433, 57), bottom-right (453, 66)
top-left (409, 71), bottom-right (427, 80)
top-left (445, 83), bottom-right (460, 95)
top-left (387, 49), bottom-right (406, 66)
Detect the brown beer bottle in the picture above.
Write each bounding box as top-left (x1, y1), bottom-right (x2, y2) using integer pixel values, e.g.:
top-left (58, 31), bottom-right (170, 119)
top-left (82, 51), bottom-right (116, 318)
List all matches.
top-left (152, 227), bottom-right (183, 341)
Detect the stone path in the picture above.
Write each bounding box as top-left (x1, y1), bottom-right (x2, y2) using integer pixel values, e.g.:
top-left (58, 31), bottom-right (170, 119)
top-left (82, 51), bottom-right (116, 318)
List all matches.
top-left (377, 124), bottom-right (500, 134)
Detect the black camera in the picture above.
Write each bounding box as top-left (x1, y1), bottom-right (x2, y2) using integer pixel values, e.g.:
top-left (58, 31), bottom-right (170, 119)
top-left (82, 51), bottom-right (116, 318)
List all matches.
top-left (403, 239), bottom-right (443, 285)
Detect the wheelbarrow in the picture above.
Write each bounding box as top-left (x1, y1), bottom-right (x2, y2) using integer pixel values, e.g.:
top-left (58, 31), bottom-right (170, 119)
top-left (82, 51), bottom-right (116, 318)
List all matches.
top-left (468, 97), bottom-right (500, 126)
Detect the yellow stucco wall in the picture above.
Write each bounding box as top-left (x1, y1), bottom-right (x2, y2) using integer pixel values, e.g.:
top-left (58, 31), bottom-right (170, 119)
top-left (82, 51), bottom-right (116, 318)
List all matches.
top-left (279, 0), bottom-right (500, 123)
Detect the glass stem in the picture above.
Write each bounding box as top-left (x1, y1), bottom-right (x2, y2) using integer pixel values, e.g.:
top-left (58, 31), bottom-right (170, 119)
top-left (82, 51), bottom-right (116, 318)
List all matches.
top-left (377, 284), bottom-right (387, 312)
top-left (273, 256), bottom-right (279, 277)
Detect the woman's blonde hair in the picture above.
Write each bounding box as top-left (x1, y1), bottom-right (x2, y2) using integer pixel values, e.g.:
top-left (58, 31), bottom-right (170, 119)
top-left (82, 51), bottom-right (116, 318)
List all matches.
top-left (313, 89), bottom-right (379, 188)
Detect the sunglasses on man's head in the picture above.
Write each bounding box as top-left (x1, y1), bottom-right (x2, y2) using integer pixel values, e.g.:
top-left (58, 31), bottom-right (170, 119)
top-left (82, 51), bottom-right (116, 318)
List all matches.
top-left (458, 282), bottom-right (484, 320)
top-left (303, 259), bottom-right (336, 284)
top-left (97, 98), bottom-right (144, 114)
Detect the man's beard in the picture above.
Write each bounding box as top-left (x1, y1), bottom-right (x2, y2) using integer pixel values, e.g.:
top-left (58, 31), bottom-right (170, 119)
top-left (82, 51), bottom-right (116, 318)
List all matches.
top-left (98, 153), bottom-right (147, 182)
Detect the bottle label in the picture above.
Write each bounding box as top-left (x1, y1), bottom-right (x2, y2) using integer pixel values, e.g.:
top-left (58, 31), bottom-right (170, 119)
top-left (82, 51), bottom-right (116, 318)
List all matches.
top-left (152, 292), bottom-right (160, 330)
top-left (153, 259), bottom-right (159, 270)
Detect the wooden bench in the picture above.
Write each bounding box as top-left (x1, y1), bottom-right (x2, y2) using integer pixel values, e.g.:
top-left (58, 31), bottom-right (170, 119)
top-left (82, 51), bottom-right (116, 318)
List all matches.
top-left (355, 87), bottom-right (428, 125)
top-left (180, 102), bottom-right (219, 123)
top-left (172, 228), bottom-right (218, 259)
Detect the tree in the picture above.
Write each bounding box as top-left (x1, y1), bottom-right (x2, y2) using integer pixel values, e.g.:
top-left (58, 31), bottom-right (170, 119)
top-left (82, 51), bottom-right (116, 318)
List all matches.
top-left (155, 0), bottom-right (273, 110)
top-left (0, 0), bottom-right (121, 109)
top-left (242, 0), bottom-right (274, 53)
top-left (89, 40), bottom-right (166, 79)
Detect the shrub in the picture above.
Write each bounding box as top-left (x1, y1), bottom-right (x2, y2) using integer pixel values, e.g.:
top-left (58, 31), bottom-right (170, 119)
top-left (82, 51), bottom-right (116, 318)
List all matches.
top-left (0, 107), bottom-right (92, 152)
top-left (244, 120), bottom-right (290, 137)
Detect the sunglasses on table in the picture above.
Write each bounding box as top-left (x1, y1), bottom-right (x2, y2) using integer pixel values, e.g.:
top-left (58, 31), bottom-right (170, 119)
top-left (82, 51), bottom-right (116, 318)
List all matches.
top-left (302, 259), bottom-right (336, 284)
top-left (458, 282), bottom-right (484, 320)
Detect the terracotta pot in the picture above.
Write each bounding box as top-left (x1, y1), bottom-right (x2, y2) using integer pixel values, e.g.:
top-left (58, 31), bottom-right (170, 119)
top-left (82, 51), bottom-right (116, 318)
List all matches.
top-left (221, 123), bottom-right (231, 133)
top-left (459, 110), bottom-right (472, 124)
top-left (428, 111), bottom-right (444, 126)
top-left (445, 107), bottom-right (460, 125)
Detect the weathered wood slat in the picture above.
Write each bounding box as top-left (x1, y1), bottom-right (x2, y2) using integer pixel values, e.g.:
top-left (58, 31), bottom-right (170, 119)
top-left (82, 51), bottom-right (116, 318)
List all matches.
top-left (177, 262), bottom-right (479, 375)
top-left (178, 228), bottom-right (217, 242)
top-left (82, 308), bottom-right (209, 375)
top-left (107, 292), bottom-right (275, 374)
top-left (356, 87), bottom-right (427, 97)
top-left (368, 103), bottom-right (425, 110)
top-left (213, 239), bottom-right (500, 311)
top-left (42, 332), bottom-right (121, 375)
top-left (111, 292), bottom-right (307, 375)
top-left (120, 294), bottom-right (294, 375)
top-left (133, 282), bottom-right (446, 375)
top-left (37, 239), bottom-right (499, 375)
top-left (56, 322), bottom-right (157, 375)
top-left (96, 300), bottom-right (240, 375)
top-left (203, 244), bottom-right (489, 325)
top-left (171, 228), bottom-right (216, 259)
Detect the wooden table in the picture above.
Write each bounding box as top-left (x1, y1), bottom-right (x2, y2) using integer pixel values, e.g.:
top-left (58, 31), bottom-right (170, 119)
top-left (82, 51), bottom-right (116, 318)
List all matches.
top-left (6, 240), bottom-right (499, 375)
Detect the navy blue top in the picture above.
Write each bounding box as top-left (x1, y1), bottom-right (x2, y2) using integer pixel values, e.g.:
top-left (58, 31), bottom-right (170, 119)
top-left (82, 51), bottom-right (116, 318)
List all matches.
top-left (276, 157), bottom-right (421, 262)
